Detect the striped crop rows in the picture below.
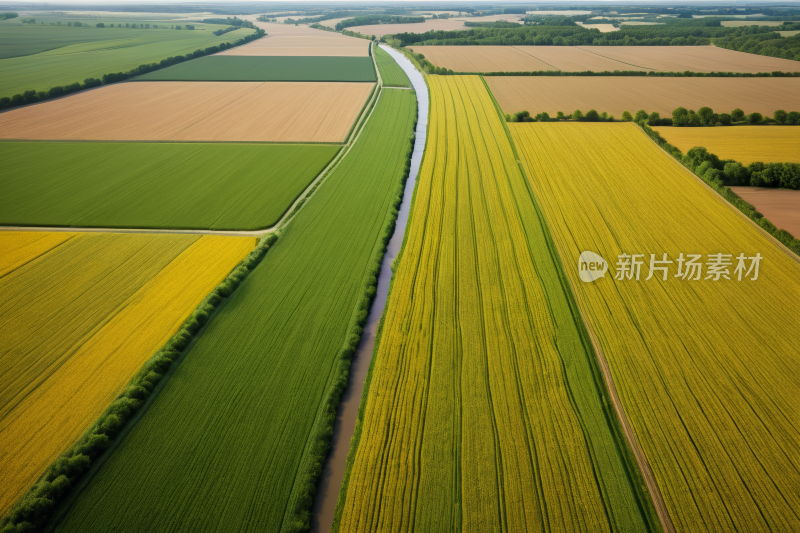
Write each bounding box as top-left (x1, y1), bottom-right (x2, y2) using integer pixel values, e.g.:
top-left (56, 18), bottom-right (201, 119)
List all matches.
top-left (512, 122), bottom-right (800, 532)
top-left (336, 76), bottom-right (658, 533)
top-left (0, 232), bottom-right (253, 514)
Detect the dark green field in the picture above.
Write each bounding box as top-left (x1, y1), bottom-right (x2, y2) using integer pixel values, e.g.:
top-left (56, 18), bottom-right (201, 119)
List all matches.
top-left (0, 143), bottom-right (339, 230)
top-left (374, 46), bottom-right (410, 87)
top-left (135, 55), bottom-right (377, 82)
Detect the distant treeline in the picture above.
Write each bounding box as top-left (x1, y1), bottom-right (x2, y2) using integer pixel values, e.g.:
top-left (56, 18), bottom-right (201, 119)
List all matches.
top-left (283, 10), bottom-right (363, 25)
top-left (336, 15), bottom-right (424, 31)
top-left (202, 16), bottom-right (256, 29)
top-left (716, 25), bottom-right (800, 61)
top-left (212, 26), bottom-right (238, 36)
top-left (0, 12), bottom-right (18, 20)
top-left (390, 17), bottom-right (797, 48)
top-left (0, 29), bottom-right (265, 111)
top-left (639, 122), bottom-right (800, 256)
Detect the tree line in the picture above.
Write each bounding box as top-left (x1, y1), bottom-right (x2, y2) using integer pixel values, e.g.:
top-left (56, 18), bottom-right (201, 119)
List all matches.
top-left (0, 29), bottom-right (266, 111)
top-left (336, 15), bottom-right (425, 31)
top-left (638, 122), bottom-right (800, 256)
top-left (0, 12), bottom-right (18, 20)
top-left (202, 16), bottom-right (256, 29)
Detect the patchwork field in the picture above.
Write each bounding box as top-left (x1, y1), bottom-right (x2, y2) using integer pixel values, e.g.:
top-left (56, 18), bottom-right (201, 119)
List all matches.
top-left (410, 45), bottom-right (800, 73)
top-left (374, 45), bottom-right (410, 87)
top-left (335, 76), bottom-right (658, 533)
top-left (0, 232), bottom-right (253, 514)
top-left (0, 25), bottom-right (254, 96)
top-left (653, 126), bottom-right (800, 164)
top-left (241, 19), bottom-right (370, 56)
top-left (0, 143), bottom-right (339, 230)
top-left (135, 55), bottom-right (377, 81)
top-left (729, 187), bottom-right (800, 236)
top-left (512, 121), bottom-right (800, 533)
top-left (487, 76), bottom-right (800, 117)
top-left (55, 89), bottom-right (417, 533)
top-left (0, 81), bottom-right (373, 142)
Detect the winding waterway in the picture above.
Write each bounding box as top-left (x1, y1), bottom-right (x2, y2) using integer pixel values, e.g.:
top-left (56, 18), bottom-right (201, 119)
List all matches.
top-left (310, 45), bottom-right (428, 532)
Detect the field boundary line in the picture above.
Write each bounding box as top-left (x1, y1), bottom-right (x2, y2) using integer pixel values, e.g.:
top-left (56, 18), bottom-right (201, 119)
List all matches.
top-left (639, 126), bottom-right (800, 265)
top-left (577, 46), bottom-right (657, 72)
top-left (511, 45), bottom-right (561, 71)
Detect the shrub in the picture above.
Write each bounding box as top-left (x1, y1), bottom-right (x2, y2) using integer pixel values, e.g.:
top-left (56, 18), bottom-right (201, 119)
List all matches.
top-left (718, 113), bottom-right (732, 126)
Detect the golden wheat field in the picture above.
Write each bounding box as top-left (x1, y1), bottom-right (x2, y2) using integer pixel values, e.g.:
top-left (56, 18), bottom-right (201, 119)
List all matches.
top-left (512, 122), bottom-right (800, 533)
top-left (0, 232), bottom-right (253, 514)
top-left (411, 45), bottom-right (800, 73)
top-left (336, 76), bottom-right (655, 533)
top-left (653, 126), bottom-right (800, 164)
top-left (487, 76), bottom-right (800, 117)
top-left (0, 232), bottom-right (74, 278)
top-left (0, 82), bottom-right (373, 142)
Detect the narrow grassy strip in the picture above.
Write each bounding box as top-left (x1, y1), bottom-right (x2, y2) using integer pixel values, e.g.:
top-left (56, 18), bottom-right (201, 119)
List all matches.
top-left (53, 89), bottom-right (417, 533)
top-left (0, 233), bottom-right (262, 532)
top-left (374, 46), bottom-right (410, 88)
top-left (336, 75), bottom-right (660, 532)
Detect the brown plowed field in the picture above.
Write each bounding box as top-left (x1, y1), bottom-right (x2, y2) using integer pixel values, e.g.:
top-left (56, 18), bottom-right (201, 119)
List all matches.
top-left (0, 81), bottom-right (373, 142)
top-left (652, 126), bottom-right (800, 164)
top-left (486, 77), bottom-right (800, 116)
top-left (729, 187), bottom-right (800, 236)
top-left (410, 45), bottom-right (800, 73)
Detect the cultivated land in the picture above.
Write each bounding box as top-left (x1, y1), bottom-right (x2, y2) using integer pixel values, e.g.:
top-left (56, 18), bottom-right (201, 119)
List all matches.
top-left (0, 25), bottom-right (254, 96)
top-left (237, 19), bottom-right (370, 56)
top-left (653, 126), bottom-right (800, 164)
top-left (729, 187), bottom-right (800, 236)
top-left (0, 143), bottom-right (339, 230)
top-left (513, 121), bottom-right (800, 533)
top-left (410, 45), bottom-right (800, 73)
top-left (135, 55), bottom-right (377, 82)
top-left (487, 76), bottom-right (800, 117)
top-left (0, 232), bottom-right (253, 514)
top-left (336, 76), bottom-right (658, 533)
top-left (0, 81), bottom-right (372, 142)
top-left (374, 45), bottom-right (410, 87)
top-left (55, 89), bottom-right (417, 533)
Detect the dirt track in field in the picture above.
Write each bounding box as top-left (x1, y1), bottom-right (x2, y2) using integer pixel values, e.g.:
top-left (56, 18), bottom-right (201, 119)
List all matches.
top-left (0, 81), bottom-right (373, 142)
top-left (729, 187), bottom-right (800, 236)
top-left (487, 77), bottom-right (800, 117)
top-left (411, 45), bottom-right (800, 73)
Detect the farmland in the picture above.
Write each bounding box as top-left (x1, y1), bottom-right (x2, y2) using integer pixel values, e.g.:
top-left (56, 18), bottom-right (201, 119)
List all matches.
top-left (729, 187), bottom-right (800, 236)
top-left (54, 88), bottom-right (417, 533)
top-left (230, 19), bottom-right (370, 56)
top-left (512, 121), bottom-right (800, 533)
top-left (652, 126), bottom-right (800, 164)
top-left (0, 81), bottom-right (372, 142)
top-left (487, 76), bottom-right (800, 117)
top-left (374, 45), bottom-right (410, 87)
top-left (0, 25), bottom-right (254, 96)
top-left (0, 232), bottom-right (253, 514)
top-left (410, 45), bottom-right (800, 73)
top-left (136, 56), bottom-right (377, 82)
top-left (335, 76), bottom-right (658, 533)
top-left (0, 143), bottom-right (339, 230)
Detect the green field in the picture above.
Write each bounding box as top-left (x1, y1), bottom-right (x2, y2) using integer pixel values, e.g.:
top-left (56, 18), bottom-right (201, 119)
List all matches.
top-left (136, 55), bottom-right (378, 82)
top-left (0, 143), bottom-right (339, 230)
top-left (374, 46), bottom-right (410, 87)
top-left (54, 88), bottom-right (416, 532)
top-left (0, 25), bottom-right (254, 96)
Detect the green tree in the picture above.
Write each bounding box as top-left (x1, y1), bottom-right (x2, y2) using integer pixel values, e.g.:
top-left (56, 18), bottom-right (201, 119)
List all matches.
top-left (96, 22), bottom-right (104, 27)
top-left (774, 109), bottom-right (788, 124)
top-left (718, 113), bottom-right (732, 126)
top-left (647, 111), bottom-right (662, 126)
top-left (697, 106), bottom-right (715, 125)
top-left (731, 108), bottom-right (745, 122)
top-left (787, 111), bottom-right (800, 125)
top-left (572, 109), bottom-right (584, 121)
top-left (622, 111), bottom-right (632, 122)
top-left (747, 112), bottom-right (763, 124)
top-left (634, 109), bottom-right (648, 122)
top-left (585, 109), bottom-right (600, 121)
top-left (672, 107), bottom-right (689, 126)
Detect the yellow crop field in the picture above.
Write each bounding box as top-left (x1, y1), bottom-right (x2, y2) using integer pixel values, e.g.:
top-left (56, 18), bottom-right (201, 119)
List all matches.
top-left (653, 126), bottom-right (800, 164)
top-left (0, 232), bottom-right (253, 514)
top-left (512, 122), bottom-right (800, 532)
top-left (0, 232), bottom-right (73, 277)
top-left (336, 77), bottom-right (657, 532)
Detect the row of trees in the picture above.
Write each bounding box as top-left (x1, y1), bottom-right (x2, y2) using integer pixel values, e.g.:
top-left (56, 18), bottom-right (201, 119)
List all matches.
top-left (638, 123), bottom-right (800, 255)
top-left (715, 26), bottom-right (800, 62)
top-left (0, 12), bottom-right (18, 20)
top-left (0, 29), bottom-right (266, 110)
top-left (212, 26), bottom-right (237, 36)
top-left (335, 15), bottom-right (424, 31)
top-left (672, 107), bottom-right (800, 126)
top-left (202, 16), bottom-right (256, 29)
top-left (507, 109), bottom-right (618, 122)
